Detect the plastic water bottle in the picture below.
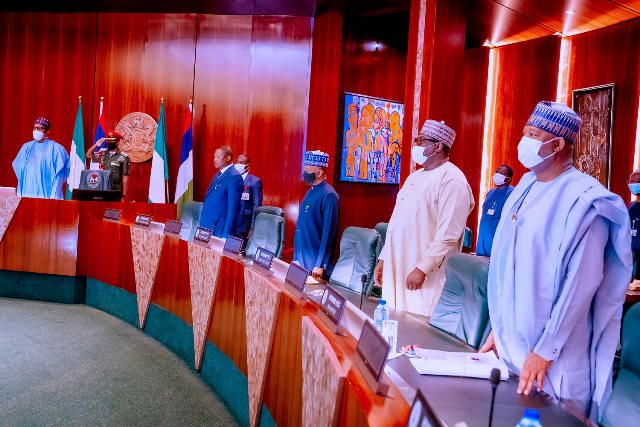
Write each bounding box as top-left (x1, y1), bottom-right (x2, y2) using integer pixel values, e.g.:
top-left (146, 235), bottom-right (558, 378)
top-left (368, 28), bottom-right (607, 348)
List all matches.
top-left (373, 300), bottom-right (389, 333)
top-left (515, 409), bottom-right (543, 427)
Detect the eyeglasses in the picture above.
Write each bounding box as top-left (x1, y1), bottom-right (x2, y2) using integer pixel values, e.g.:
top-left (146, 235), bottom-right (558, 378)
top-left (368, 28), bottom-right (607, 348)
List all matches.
top-left (33, 126), bottom-right (47, 131)
top-left (413, 136), bottom-right (438, 146)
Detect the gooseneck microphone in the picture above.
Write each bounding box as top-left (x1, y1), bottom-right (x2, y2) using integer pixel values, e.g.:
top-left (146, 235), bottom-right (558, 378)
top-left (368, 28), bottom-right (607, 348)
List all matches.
top-left (488, 367), bottom-right (501, 427)
top-left (360, 274), bottom-right (367, 308)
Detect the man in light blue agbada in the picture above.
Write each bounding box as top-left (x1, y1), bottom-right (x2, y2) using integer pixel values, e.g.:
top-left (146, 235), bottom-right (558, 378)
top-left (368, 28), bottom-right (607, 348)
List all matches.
top-left (480, 101), bottom-right (631, 422)
top-left (12, 117), bottom-right (70, 200)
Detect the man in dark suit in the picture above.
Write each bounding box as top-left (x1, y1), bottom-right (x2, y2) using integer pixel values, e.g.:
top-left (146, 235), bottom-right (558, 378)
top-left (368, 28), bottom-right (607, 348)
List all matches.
top-left (234, 154), bottom-right (263, 240)
top-left (200, 145), bottom-right (244, 238)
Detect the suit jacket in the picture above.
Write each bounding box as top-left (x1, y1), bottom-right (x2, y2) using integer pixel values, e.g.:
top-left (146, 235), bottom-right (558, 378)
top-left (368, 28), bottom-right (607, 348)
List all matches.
top-left (236, 173), bottom-right (263, 234)
top-left (200, 166), bottom-right (244, 238)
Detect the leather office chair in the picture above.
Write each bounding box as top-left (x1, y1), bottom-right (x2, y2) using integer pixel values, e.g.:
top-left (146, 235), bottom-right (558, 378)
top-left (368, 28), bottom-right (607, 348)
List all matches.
top-left (374, 222), bottom-right (388, 259)
top-left (463, 226), bottom-right (473, 252)
top-left (601, 302), bottom-right (640, 427)
top-left (329, 227), bottom-right (379, 294)
top-left (428, 254), bottom-right (491, 349)
top-left (245, 212), bottom-right (285, 259)
top-left (254, 206), bottom-right (285, 255)
top-left (177, 201), bottom-right (203, 241)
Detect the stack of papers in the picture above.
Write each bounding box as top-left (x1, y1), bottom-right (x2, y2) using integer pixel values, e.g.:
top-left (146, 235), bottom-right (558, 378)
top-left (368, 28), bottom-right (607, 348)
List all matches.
top-left (410, 349), bottom-right (509, 380)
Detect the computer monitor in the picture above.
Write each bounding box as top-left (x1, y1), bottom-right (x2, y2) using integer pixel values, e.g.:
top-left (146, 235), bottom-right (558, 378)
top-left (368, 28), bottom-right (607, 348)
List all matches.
top-left (223, 236), bottom-right (244, 258)
top-left (356, 320), bottom-right (390, 383)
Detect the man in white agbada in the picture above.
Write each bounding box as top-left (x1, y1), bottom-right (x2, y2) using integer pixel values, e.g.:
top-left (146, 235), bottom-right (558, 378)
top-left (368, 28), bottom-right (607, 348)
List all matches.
top-left (480, 101), bottom-right (631, 422)
top-left (373, 120), bottom-right (474, 316)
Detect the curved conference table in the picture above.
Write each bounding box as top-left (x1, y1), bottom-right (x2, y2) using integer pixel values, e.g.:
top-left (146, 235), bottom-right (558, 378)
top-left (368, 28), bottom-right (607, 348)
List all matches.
top-left (0, 197), bottom-right (585, 427)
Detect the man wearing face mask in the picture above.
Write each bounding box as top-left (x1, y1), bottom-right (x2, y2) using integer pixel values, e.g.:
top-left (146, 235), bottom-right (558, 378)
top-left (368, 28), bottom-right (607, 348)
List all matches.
top-left (373, 120), bottom-right (474, 316)
top-left (293, 150), bottom-right (339, 280)
top-left (627, 169), bottom-right (640, 279)
top-left (200, 145), bottom-right (244, 238)
top-left (476, 164), bottom-right (514, 257)
top-left (85, 130), bottom-right (130, 200)
top-left (13, 116), bottom-right (70, 199)
top-left (234, 154), bottom-right (263, 240)
top-left (480, 101), bottom-right (631, 422)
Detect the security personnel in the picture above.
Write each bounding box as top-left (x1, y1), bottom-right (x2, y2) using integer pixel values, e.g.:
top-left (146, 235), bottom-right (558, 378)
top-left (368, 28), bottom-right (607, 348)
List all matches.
top-left (85, 130), bottom-right (131, 200)
top-left (234, 154), bottom-right (263, 240)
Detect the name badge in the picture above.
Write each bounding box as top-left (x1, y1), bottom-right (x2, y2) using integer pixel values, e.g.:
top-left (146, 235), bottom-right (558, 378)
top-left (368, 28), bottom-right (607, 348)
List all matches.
top-left (241, 192), bottom-right (250, 201)
top-left (487, 209), bottom-right (495, 215)
top-left (632, 229), bottom-right (637, 237)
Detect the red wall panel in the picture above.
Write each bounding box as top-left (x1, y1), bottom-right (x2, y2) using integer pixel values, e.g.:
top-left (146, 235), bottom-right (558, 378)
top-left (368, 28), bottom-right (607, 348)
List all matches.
top-left (566, 18), bottom-right (640, 199)
top-left (93, 13), bottom-right (197, 202)
top-left (455, 47), bottom-right (490, 240)
top-left (490, 36), bottom-right (560, 183)
top-left (0, 12), bottom-right (97, 189)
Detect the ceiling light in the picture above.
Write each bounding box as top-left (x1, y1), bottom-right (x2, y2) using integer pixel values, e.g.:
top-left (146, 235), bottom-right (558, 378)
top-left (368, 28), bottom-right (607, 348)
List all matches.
top-left (483, 40), bottom-right (495, 48)
top-left (565, 10), bottom-right (575, 15)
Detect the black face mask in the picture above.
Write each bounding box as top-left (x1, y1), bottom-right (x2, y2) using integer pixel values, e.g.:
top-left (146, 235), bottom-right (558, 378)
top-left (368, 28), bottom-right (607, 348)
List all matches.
top-left (303, 171), bottom-right (317, 185)
top-left (107, 142), bottom-right (118, 150)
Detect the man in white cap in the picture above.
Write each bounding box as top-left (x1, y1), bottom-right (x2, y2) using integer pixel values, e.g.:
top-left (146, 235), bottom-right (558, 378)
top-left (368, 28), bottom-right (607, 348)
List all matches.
top-left (293, 150), bottom-right (339, 280)
top-left (373, 120), bottom-right (474, 316)
top-left (480, 101), bottom-right (631, 422)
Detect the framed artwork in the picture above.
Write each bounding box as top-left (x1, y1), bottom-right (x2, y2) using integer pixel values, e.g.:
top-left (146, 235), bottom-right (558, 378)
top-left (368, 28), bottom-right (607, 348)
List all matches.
top-left (339, 92), bottom-right (404, 184)
top-left (572, 83), bottom-right (615, 188)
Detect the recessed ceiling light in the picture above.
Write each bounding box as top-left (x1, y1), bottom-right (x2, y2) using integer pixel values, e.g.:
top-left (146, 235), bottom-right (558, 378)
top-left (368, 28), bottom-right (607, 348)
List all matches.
top-left (483, 40), bottom-right (495, 48)
top-left (565, 10), bottom-right (575, 15)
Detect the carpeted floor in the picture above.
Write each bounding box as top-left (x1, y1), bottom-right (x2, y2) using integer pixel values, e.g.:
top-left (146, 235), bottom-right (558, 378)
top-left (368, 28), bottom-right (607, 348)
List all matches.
top-left (0, 298), bottom-right (239, 427)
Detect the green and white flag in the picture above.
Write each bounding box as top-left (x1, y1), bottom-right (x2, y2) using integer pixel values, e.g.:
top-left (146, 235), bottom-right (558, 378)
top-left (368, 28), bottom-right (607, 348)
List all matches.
top-left (149, 99), bottom-right (169, 203)
top-left (66, 97), bottom-right (85, 199)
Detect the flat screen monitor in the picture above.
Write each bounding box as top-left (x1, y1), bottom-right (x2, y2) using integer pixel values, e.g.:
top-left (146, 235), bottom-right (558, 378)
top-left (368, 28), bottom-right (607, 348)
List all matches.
top-left (407, 388), bottom-right (445, 427)
top-left (285, 262), bottom-right (309, 293)
top-left (356, 320), bottom-right (390, 382)
top-left (223, 236), bottom-right (244, 256)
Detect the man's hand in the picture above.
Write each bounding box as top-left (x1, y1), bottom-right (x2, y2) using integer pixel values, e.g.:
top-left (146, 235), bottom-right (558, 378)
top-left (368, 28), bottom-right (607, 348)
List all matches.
top-left (478, 331), bottom-right (498, 356)
top-left (312, 267), bottom-right (323, 280)
top-left (405, 267), bottom-right (426, 290)
top-left (373, 260), bottom-right (384, 286)
top-left (518, 351), bottom-right (552, 395)
top-left (95, 138), bottom-right (105, 148)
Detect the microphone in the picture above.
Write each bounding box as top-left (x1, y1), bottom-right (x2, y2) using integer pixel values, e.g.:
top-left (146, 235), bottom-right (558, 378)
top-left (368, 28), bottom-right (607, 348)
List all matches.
top-left (360, 274), bottom-right (367, 308)
top-left (488, 368), bottom-right (501, 427)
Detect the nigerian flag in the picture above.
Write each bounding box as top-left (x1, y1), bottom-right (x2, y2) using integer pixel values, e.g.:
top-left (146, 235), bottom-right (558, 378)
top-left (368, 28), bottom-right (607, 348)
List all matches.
top-left (66, 97), bottom-right (85, 199)
top-left (149, 99), bottom-right (169, 203)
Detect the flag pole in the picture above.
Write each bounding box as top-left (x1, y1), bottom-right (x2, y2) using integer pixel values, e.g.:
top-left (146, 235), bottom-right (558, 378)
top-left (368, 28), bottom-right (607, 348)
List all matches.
top-left (161, 97), bottom-right (170, 204)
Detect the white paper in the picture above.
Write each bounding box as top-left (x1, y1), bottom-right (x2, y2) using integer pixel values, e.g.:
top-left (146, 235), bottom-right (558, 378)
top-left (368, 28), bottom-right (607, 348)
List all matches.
top-left (410, 349), bottom-right (509, 380)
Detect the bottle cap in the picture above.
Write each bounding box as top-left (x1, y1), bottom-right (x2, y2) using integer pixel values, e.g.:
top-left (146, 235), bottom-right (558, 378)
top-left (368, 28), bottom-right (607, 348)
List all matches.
top-left (379, 300), bottom-right (386, 305)
top-left (524, 409), bottom-right (540, 419)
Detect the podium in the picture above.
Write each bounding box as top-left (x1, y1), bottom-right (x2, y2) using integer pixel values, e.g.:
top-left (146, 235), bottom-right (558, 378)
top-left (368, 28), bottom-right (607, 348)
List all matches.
top-left (72, 170), bottom-right (121, 201)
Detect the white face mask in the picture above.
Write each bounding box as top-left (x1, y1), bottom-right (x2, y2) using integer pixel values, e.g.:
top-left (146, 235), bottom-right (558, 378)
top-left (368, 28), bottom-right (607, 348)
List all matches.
top-left (234, 163), bottom-right (246, 174)
top-left (517, 135), bottom-right (557, 169)
top-left (492, 173), bottom-right (508, 186)
top-left (411, 143), bottom-right (438, 166)
top-left (33, 130), bottom-right (45, 141)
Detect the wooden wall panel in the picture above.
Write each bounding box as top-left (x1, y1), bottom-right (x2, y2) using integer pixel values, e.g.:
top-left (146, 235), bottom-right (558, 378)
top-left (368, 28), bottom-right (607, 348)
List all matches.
top-left (490, 36), bottom-right (560, 183)
top-left (262, 295), bottom-right (304, 426)
top-left (566, 18), bottom-right (640, 199)
top-left (455, 47), bottom-right (489, 240)
top-left (305, 10), bottom-right (344, 185)
top-left (207, 256), bottom-right (248, 375)
top-left (246, 16), bottom-right (313, 249)
top-left (0, 199), bottom-right (78, 274)
top-left (93, 13), bottom-right (197, 203)
top-left (306, 10), bottom-right (409, 254)
top-left (192, 14), bottom-right (252, 200)
top-left (0, 199), bottom-right (79, 276)
top-left (151, 237), bottom-right (193, 325)
top-left (76, 201), bottom-right (176, 276)
top-left (0, 12), bottom-right (97, 190)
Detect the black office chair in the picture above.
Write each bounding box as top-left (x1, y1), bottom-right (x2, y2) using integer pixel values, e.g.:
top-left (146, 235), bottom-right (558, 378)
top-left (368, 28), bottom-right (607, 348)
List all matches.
top-left (329, 227), bottom-right (379, 294)
top-left (428, 254), bottom-right (491, 349)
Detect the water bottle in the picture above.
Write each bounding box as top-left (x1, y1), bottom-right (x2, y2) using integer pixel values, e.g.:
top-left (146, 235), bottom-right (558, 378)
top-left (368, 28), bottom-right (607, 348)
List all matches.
top-left (515, 409), bottom-right (543, 427)
top-left (373, 300), bottom-right (389, 333)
